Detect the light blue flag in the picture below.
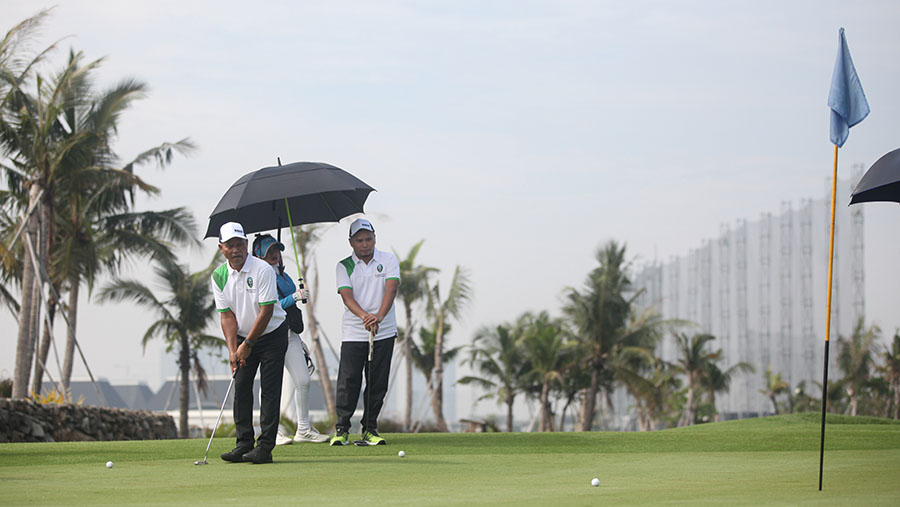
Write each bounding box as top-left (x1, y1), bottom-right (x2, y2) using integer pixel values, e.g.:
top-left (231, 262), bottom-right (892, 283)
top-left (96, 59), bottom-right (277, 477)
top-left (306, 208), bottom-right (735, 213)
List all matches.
top-left (828, 28), bottom-right (869, 148)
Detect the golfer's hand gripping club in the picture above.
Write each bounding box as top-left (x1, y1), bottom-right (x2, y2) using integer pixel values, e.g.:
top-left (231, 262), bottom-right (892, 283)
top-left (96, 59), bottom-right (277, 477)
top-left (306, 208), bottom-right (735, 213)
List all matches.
top-left (293, 285), bottom-right (309, 305)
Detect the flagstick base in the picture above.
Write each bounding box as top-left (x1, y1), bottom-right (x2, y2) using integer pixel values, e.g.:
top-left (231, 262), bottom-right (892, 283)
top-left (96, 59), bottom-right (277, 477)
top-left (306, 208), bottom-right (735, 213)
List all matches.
top-left (818, 339), bottom-right (830, 491)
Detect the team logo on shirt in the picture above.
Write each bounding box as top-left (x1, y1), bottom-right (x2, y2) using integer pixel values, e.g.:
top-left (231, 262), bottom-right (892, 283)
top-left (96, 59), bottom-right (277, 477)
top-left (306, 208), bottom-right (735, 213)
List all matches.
top-left (377, 264), bottom-right (383, 273)
top-left (247, 277), bottom-right (254, 288)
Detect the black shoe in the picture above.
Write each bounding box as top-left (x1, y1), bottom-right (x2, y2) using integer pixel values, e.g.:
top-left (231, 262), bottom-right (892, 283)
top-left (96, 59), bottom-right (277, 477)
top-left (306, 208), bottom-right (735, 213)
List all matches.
top-left (242, 446), bottom-right (273, 464)
top-left (220, 446), bottom-right (252, 463)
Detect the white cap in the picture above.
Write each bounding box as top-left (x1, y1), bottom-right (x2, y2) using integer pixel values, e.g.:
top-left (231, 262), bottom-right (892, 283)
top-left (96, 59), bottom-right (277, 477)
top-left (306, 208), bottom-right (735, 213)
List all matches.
top-left (349, 218), bottom-right (375, 237)
top-left (219, 222), bottom-right (247, 243)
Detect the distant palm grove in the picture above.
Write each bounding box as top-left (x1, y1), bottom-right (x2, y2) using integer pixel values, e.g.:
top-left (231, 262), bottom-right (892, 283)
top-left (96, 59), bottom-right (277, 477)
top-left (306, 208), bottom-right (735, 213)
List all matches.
top-left (2, 12), bottom-right (898, 437)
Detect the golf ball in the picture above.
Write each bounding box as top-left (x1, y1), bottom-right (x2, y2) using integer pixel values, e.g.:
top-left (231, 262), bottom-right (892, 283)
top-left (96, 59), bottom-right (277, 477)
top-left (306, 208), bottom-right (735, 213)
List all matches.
top-left (398, 450), bottom-right (406, 458)
top-left (106, 461), bottom-right (114, 469)
top-left (591, 478), bottom-right (600, 487)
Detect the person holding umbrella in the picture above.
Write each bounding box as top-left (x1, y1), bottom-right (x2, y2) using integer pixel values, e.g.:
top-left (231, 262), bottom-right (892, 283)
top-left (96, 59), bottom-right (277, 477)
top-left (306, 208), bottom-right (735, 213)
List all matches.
top-left (330, 218), bottom-right (400, 446)
top-left (251, 234), bottom-right (329, 444)
top-left (212, 222), bottom-right (289, 464)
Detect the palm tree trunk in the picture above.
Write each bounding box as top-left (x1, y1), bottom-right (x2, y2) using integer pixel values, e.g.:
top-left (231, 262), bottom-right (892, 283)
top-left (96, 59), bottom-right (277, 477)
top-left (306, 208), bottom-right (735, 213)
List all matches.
top-left (710, 390), bottom-right (719, 422)
top-left (403, 303), bottom-right (414, 433)
top-left (304, 278), bottom-right (336, 418)
top-left (679, 383), bottom-right (695, 427)
top-left (893, 380), bottom-right (899, 420)
top-left (13, 193), bottom-right (41, 399)
top-left (579, 362), bottom-right (600, 431)
top-left (539, 381), bottom-right (552, 432)
top-left (849, 389), bottom-right (858, 416)
top-left (307, 315), bottom-right (335, 418)
top-left (31, 296), bottom-right (56, 395)
top-left (769, 394), bottom-right (780, 415)
top-left (559, 397), bottom-right (573, 432)
top-left (432, 315), bottom-right (448, 432)
top-left (62, 280), bottom-right (79, 390)
top-left (178, 336), bottom-right (190, 438)
top-left (506, 394), bottom-right (515, 432)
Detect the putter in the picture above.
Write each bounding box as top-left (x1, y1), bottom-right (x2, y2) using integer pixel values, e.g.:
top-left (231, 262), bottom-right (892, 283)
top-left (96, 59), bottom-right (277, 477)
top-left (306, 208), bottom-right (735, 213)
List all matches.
top-left (353, 330), bottom-right (375, 446)
top-left (194, 368), bottom-right (238, 465)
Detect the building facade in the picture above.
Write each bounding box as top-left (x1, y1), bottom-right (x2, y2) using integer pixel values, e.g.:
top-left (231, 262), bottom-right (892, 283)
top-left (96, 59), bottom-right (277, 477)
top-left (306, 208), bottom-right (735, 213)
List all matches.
top-left (632, 178), bottom-right (864, 418)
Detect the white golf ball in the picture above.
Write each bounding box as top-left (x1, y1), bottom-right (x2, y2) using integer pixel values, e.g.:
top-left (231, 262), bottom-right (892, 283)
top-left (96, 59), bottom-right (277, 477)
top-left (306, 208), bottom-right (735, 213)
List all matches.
top-left (106, 461), bottom-right (114, 469)
top-left (591, 478), bottom-right (600, 487)
top-left (398, 450), bottom-right (405, 458)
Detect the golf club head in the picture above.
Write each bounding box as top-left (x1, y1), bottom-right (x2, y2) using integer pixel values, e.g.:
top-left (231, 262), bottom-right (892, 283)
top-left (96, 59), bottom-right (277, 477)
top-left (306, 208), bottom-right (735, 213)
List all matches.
top-left (353, 440), bottom-right (369, 446)
top-left (194, 460), bottom-right (208, 465)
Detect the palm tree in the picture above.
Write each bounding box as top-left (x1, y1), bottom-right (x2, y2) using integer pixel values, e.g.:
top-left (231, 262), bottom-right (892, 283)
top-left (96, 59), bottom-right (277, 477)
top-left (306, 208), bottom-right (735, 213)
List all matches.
top-left (287, 224), bottom-right (336, 418)
top-left (519, 311), bottom-right (570, 432)
top-left (700, 359), bottom-right (755, 422)
top-left (457, 322), bottom-right (527, 432)
top-left (554, 355), bottom-right (590, 432)
top-left (96, 254), bottom-right (224, 437)
top-left (422, 266), bottom-right (471, 432)
top-left (620, 358), bottom-right (680, 431)
top-left (877, 331), bottom-right (900, 420)
top-left (759, 367), bottom-right (789, 415)
top-left (1, 22), bottom-right (194, 397)
top-left (836, 317), bottom-right (880, 416)
top-left (562, 240), bottom-right (636, 431)
top-left (57, 203), bottom-right (198, 391)
top-left (394, 240), bottom-right (438, 432)
top-left (409, 323), bottom-right (463, 432)
top-left (672, 332), bottom-right (717, 426)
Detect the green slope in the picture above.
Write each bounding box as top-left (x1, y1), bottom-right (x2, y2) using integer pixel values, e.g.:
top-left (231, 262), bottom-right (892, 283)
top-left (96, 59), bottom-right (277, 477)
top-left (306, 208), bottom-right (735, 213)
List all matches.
top-left (1, 414), bottom-right (898, 506)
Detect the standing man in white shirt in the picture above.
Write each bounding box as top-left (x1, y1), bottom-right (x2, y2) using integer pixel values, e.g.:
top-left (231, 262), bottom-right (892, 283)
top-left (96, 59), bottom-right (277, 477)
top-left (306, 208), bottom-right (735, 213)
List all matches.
top-left (211, 222), bottom-right (288, 464)
top-left (329, 218), bottom-right (400, 446)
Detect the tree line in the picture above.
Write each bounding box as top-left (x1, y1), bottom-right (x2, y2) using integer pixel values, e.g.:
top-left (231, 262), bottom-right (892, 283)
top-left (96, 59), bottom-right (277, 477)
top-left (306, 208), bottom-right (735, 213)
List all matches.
top-left (452, 240), bottom-right (900, 431)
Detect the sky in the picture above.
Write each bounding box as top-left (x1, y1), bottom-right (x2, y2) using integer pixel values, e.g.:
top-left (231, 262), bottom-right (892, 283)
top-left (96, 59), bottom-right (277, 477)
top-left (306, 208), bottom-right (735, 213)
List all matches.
top-left (2, 1), bottom-right (900, 416)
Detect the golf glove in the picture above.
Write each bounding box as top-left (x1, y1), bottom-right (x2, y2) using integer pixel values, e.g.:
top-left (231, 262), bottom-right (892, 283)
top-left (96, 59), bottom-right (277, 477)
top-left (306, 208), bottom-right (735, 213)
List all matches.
top-left (293, 288), bottom-right (309, 303)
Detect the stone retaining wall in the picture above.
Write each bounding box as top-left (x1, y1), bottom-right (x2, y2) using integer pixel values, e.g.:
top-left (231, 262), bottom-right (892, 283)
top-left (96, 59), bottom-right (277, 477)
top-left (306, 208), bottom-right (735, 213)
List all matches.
top-left (0, 399), bottom-right (177, 442)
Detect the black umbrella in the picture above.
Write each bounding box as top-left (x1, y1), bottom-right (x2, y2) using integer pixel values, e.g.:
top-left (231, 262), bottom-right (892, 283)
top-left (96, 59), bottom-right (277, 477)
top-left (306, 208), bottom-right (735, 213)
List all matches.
top-left (849, 147), bottom-right (900, 205)
top-left (204, 161), bottom-right (375, 238)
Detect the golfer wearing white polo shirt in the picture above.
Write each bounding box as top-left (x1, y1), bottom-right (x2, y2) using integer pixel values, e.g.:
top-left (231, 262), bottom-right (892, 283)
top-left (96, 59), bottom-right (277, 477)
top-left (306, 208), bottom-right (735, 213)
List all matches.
top-left (329, 218), bottom-right (400, 446)
top-left (211, 222), bottom-right (288, 464)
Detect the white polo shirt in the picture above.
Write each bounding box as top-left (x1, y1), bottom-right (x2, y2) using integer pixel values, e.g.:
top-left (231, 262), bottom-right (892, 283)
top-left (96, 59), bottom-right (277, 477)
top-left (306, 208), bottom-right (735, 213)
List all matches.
top-left (212, 255), bottom-right (285, 337)
top-left (336, 248), bottom-right (400, 342)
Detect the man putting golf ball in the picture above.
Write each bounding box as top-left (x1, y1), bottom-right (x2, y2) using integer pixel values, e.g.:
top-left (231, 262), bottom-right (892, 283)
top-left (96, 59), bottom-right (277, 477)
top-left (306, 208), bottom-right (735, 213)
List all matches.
top-left (329, 218), bottom-right (400, 447)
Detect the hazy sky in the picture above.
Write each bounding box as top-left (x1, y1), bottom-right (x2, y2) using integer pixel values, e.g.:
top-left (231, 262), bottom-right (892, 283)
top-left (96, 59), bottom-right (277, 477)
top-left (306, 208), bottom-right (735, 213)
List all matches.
top-left (3, 2), bottom-right (900, 407)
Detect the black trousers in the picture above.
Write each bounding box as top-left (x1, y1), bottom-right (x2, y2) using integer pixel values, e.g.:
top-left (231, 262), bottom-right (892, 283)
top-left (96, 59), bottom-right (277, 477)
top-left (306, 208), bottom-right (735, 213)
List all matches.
top-left (234, 321), bottom-right (288, 451)
top-left (335, 336), bottom-right (395, 433)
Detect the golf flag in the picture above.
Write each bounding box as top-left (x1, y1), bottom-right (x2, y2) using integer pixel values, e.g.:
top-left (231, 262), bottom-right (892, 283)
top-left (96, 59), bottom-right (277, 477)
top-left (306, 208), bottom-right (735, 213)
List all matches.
top-left (828, 28), bottom-right (869, 147)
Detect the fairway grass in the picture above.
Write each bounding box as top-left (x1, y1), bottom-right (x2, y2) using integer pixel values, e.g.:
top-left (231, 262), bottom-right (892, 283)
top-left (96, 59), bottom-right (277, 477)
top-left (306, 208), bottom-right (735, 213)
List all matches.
top-left (1, 414), bottom-right (898, 506)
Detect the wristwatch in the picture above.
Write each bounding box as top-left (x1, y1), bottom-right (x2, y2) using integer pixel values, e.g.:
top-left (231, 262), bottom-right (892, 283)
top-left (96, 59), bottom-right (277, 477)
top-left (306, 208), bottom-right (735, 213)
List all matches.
top-left (242, 339), bottom-right (254, 349)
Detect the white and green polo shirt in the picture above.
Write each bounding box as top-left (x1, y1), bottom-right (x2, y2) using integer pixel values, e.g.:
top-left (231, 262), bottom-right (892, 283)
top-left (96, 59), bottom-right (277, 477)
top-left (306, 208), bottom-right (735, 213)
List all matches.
top-left (211, 255), bottom-right (285, 337)
top-left (336, 248), bottom-right (400, 342)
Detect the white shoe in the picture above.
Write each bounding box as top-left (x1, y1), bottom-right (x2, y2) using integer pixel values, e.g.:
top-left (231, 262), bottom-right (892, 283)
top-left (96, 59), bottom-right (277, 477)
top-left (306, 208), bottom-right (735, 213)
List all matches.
top-left (293, 427), bottom-right (329, 443)
top-left (275, 433), bottom-right (293, 446)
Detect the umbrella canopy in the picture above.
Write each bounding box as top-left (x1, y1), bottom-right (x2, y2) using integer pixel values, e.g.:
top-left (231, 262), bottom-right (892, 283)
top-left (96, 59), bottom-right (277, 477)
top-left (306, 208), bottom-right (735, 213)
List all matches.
top-left (850, 147), bottom-right (900, 205)
top-left (205, 161), bottom-right (375, 238)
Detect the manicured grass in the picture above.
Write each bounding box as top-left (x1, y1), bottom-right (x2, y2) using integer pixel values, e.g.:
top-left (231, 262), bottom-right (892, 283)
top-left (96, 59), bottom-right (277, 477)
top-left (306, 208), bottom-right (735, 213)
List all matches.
top-left (1, 414), bottom-right (898, 505)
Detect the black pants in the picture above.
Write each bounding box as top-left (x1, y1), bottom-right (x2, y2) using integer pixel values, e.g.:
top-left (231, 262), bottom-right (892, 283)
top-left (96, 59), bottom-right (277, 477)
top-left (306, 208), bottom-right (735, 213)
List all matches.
top-left (234, 321), bottom-right (288, 451)
top-left (335, 336), bottom-right (395, 433)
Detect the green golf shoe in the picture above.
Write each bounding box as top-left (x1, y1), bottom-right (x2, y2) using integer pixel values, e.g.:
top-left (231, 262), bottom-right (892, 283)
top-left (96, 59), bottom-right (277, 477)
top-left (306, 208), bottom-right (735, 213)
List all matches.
top-left (329, 430), bottom-right (349, 446)
top-left (360, 430), bottom-right (386, 446)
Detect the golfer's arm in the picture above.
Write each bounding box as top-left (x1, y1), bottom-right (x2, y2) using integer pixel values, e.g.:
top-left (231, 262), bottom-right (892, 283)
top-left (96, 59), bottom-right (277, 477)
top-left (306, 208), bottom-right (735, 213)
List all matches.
top-left (245, 304), bottom-right (274, 343)
top-left (375, 279), bottom-right (399, 322)
top-left (220, 311), bottom-right (239, 353)
top-left (339, 288), bottom-right (370, 320)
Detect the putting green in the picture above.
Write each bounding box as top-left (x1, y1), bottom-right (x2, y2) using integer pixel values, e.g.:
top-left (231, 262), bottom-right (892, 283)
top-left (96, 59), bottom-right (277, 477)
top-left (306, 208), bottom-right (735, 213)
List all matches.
top-left (1, 414), bottom-right (898, 505)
